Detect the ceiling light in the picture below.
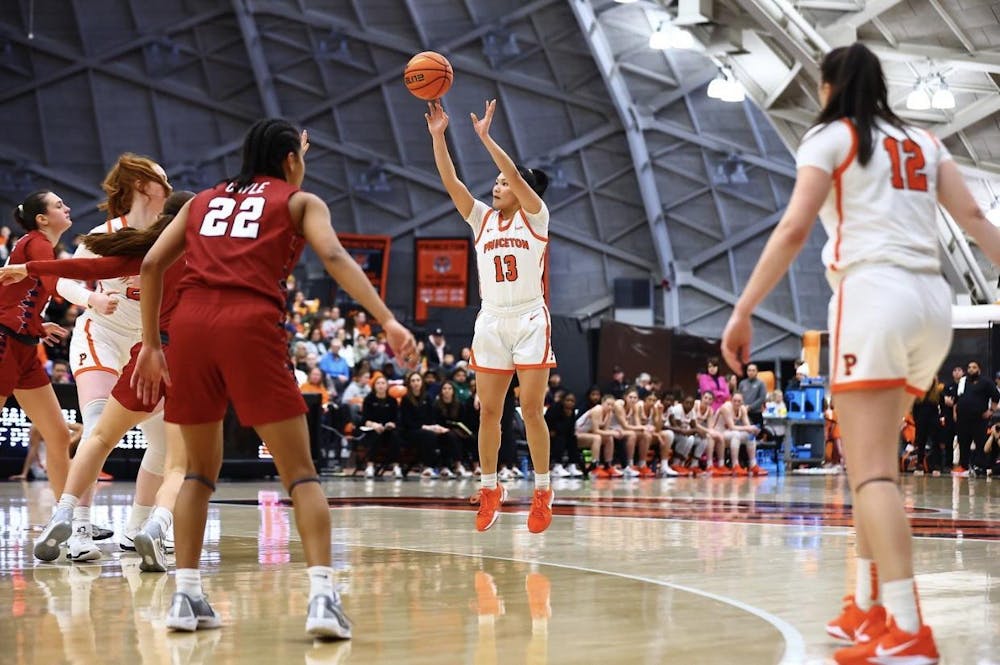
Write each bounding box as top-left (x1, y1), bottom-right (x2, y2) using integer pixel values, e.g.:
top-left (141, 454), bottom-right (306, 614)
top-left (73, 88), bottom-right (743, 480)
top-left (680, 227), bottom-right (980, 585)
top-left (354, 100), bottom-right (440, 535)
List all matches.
top-left (649, 23), bottom-right (672, 50)
top-left (614, 0), bottom-right (639, 3)
top-left (906, 87), bottom-right (931, 111)
top-left (668, 28), bottom-right (696, 49)
top-left (932, 83), bottom-right (955, 110)
top-left (707, 76), bottom-right (726, 99)
top-left (719, 78), bottom-right (745, 102)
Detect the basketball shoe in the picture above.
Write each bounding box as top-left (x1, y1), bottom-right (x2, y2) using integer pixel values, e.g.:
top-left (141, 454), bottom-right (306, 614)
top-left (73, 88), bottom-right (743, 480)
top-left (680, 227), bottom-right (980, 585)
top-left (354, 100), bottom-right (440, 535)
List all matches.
top-left (34, 506), bottom-right (72, 562)
top-left (134, 519), bottom-right (169, 573)
top-left (306, 592), bottom-right (352, 640)
top-left (833, 618), bottom-right (938, 664)
top-left (475, 485), bottom-right (508, 532)
top-left (66, 524), bottom-right (101, 562)
top-left (826, 595), bottom-right (887, 643)
top-left (165, 592), bottom-right (222, 632)
top-left (526, 488), bottom-right (554, 533)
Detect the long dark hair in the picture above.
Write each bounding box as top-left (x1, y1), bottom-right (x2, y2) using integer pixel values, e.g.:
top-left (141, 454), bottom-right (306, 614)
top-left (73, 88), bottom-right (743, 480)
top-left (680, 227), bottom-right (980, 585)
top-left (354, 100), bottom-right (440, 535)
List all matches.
top-left (83, 190), bottom-right (195, 257)
top-left (12, 190), bottom-right (52, 232)
top-left (515, 165), bottom-right (549, 197)
top-left (814, 43), bottom-right (907, 166)
top-left (229, 118), bottom-right (301, 191)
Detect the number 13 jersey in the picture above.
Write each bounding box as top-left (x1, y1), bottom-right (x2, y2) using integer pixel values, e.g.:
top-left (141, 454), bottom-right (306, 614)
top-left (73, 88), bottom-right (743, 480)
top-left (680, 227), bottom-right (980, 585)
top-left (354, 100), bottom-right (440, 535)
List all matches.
top-left (180, 176), bottom-right (304, 314)
top-left (467, 199), bottom-right (549, 311)
top-left (796, 118), bottom-right (952, 286)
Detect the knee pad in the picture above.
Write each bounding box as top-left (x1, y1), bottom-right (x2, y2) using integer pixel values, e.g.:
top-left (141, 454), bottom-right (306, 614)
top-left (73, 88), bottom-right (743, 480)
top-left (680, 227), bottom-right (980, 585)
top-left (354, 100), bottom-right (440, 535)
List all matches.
top-left (80, 398), bottom-right (109, 443)
top-left (138, 412), bottom-right (167, 475)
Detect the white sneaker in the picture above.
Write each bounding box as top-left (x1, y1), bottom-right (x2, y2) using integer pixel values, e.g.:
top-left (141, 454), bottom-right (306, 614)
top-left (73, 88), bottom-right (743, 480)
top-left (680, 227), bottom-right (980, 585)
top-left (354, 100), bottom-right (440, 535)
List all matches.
top-left (134, 520), bottom-right (169, 573)
top-left (392, 464), bottom-right (403, 479)
top-left (165, 592), bottom-right (222, 632)
top-left (566, 464), bottom-right (583, 478)
top-left (439, 467), bottom-right (456, 479)
top-left (551, 464), bottom-right (570, 478)
top-left (164, 524), bottom-right (175, 554)
top-left (305, 592), bottom-right (352, 640)
top-left (34, 506), bottom-right (72, 562)
top-left (511, 466), bottom-right (526, 479)
top-left (456, 464), bottom-right (473, 478)
top-left (498, 468), bottom-right (514, 482)
top-left (658, 464), bottom-right (679, 477)
top-left (364, 464), bottom-right (375, 479)
top-left (623, 465), bottom-right (641, 478)
top-left (421, 467), bottom-right (439, 479)
top-left (118, 527), bottom-right (138, 551)
top-left (67, 524), bottom-right (101, 562)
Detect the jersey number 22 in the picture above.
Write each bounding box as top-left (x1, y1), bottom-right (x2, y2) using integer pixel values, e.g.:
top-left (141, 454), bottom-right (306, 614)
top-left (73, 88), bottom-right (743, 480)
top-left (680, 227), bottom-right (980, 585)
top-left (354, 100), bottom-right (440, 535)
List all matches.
top-left (199, 197), bottom-right (265, 239)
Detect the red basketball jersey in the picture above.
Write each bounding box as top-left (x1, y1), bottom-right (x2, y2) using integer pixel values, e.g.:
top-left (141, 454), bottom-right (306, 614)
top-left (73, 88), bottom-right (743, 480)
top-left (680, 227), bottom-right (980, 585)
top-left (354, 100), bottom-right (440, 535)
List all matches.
top-left (179, 177), bottom-right (304, 314)
top-left (0, 231), bottom-right (57, 337)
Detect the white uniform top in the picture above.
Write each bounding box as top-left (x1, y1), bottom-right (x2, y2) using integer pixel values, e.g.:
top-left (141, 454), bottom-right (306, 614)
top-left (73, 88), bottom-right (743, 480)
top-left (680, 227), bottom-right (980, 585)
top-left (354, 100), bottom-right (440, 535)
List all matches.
top-left (466, 200), bottom-right (549, 312)
top-left (57, 217), bottom-right (142, 337)
top-left (796, 118), bottom-right (951, 286)
top-left (668, 403), bottom-right (693, 428)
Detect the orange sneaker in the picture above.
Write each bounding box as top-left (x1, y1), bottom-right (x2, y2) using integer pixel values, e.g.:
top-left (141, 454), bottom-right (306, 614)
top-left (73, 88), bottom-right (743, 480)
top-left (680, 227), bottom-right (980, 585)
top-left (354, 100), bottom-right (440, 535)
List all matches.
top-left (639, 465), bottom-right (655, 478)
top-left (527, 488), bottom-right (554, 533)
top-left (826, 595), bottom-right (887, 643)
top-left (671, 464), bottom-right (692, 476)
top-left (592, 466), bottom-right (610, 479)
top-left (733, 465), bottom-right (749, 477)
top-left (834, 619), bottom-right (938, 665)
top-left (525, 573), bottom-right (551, 620)
top-left (475, 485), bottom-right (508, 532)
top-left (609, 465), bottom-right (624, 478)
top-left (749, 465), bottom-right (768, 476)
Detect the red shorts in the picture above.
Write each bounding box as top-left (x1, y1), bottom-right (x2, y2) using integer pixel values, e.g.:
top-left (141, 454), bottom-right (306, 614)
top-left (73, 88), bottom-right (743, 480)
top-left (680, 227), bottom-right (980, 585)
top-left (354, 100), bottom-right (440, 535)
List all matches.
top-left (0, 330), bottom-right (50, 395)
top-left (111, 342), bottom-right (164, 413)
top-left (163, 294), bottom-right (307, 426)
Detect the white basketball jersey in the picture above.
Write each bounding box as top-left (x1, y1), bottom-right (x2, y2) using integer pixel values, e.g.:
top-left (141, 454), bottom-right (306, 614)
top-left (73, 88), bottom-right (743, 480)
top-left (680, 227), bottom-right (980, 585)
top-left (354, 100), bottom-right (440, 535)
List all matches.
top-left (467, 200), bottom-right (549, 310)
top-left (60, 217), bottom-right (142, 337)
top-left (796, 118), bottom-right (951, 285)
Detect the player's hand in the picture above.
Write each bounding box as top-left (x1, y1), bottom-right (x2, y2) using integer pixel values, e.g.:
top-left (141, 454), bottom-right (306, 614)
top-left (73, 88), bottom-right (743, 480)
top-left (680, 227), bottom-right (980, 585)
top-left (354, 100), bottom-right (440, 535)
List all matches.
top-left (88, 291), bottom-right (120, 315)
top-left (721, 311), bottom-right (752, 377)
top-left (384, 319), bottom-right (418, 370)
top-left (40, 322), bottom-right (68, 346)
top-left (300, 129), bottom-right (310, 157)
top-left (470, 99), bottom-right (496, 140)
top-left (0, 264), bottom-right (28, 285)
top-left (425, 101), bottom-right (449, 135)
top-left (131, 344), bottom-right (171, 406)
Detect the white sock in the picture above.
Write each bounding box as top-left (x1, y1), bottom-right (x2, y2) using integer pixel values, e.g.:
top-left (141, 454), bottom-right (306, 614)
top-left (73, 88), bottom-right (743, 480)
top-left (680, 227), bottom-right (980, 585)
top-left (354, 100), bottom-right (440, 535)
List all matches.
top-left (150, 506), bottom-right (173, 531)
top-left (308, 566), bottom-right (335, 599)
top-left (57, 494), bottom-right (80, 512)
top-left (127, 504), bottom-right (153, 534)
top-left (72, 506), bottom-right (91, 530)
top-left (534, 472), bottom-right (550, 490)
top-left (481, 473), bottom-right (498, 490)
top-left (882, 578), bottom-right (921, 634)
top-left (855, 558), bottom-right (877, 611)
top-left (175, 569), bottom-right (203, 598)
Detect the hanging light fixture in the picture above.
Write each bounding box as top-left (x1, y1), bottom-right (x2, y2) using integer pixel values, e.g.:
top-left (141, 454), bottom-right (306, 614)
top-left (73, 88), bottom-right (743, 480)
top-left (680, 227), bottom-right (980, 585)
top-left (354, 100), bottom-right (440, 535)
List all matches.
top-left (649, 22), bottom-right (672, 49)
top-left (906, 83), bottom-right (931, 111)
top-left (707, 68), bottom-right (744, 103)
top-left (931, 76), bottom-right (955, 109)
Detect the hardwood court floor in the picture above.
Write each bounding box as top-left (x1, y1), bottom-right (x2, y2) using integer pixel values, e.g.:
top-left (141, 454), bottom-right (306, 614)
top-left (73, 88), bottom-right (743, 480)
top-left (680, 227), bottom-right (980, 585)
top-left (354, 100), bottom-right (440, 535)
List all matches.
top-left (1, 474), bottom-right (998, 664)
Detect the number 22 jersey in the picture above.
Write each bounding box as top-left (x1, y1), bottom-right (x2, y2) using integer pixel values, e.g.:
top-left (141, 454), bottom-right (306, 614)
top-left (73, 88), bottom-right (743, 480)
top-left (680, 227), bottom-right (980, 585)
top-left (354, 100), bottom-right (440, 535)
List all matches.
top-left (796, 118), bottom-right (951, 286)
top-left (180, 176), bottom-right (304, 314)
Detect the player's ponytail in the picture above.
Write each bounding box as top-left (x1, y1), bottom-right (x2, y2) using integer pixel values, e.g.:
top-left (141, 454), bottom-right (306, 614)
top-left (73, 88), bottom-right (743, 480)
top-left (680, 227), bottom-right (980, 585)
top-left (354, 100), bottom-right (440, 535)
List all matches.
top-left (814, 43), bottom-right (906, 166)
top-left (230, 118), bottom-right (301, 191)
top-left (515, 165), bottom-right (549, 198)
top-left (11, 191), bottom-right (51, 232)
top-left (83, 190), bottom-right (195, 257)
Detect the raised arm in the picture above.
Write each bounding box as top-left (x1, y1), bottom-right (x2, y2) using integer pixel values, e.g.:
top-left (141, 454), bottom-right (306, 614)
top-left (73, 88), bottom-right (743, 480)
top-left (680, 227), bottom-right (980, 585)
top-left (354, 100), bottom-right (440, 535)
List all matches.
top-left (28, 255), bottom-right (142, 281)
top-left (425, 101), bottom-right (475, 219)
top-left (938, 160), bottom-right (1000, 265)
top-left (470, 99), bottom-right (543, 215)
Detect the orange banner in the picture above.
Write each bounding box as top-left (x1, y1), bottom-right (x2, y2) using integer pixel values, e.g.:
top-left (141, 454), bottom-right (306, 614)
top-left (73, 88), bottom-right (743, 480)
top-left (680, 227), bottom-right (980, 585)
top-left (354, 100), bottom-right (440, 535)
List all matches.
top-left (415, 238), bottom-right (470, 322)
top-left (338, 234), bottom-right (391, 300)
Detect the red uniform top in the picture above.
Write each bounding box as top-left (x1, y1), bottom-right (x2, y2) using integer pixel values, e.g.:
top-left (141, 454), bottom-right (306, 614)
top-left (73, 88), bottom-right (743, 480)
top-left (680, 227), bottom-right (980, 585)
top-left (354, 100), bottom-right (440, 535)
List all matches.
top-left (179, 177), bottom-right (304, 316)
top-left (26, 255), bottom-right (185, 334)
top-left (0, 231), bottom-right (57, 338)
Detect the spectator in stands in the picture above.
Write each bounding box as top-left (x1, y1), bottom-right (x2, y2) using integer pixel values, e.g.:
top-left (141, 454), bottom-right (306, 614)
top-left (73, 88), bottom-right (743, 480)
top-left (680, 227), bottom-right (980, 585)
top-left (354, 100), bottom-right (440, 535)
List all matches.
top-left (785, 360), bottom-right (810, 393)
top-left (0, 225), bottom-right (10, 262)
top-left (603, 366), bottom-right (629, 399)
top-left (318, 339), bottom-right (351, 391)
top-left (304, 327), bottom-right (327, 357)
top-left (666, 395), bottom-right (704, 475)
top-left (738, 363), bottom-right (768, 428)
top-left (954, 360), bottom-right (998, 476)
top-left (451, 367), bottom-right (472, 403)
top-left (583, 385), bottom-right (602, 411)
top-left (911, 379), bottom-right (942, 475)
top-left (340, 334), bottom-right (366, 368)
top-left (50, 360), bottom-right (73, 384)
top-left (545, 391), bottom-right (584, 477)
top-left (438, 352), bottom-right (457, 377)
top-left (457, 346), bottom-right (473, 370)
top-left (399, 371), bottom-right (459, 478)
top-left (363, 337), bottom-right (388, 370)
top-left (425, 328), bottom-right (451, 369)
top-left (763, 390), bottom-right (788, 448)
top-left (341, 369), bottom-right (372, 424)
top-left (575, 395), bottom-right (623, 479)
top-left (360, 375), bottom-right (403, 479)
top-left (291, 341), bottom-right (309, 371)
top-left (545, 373), bottom-right (563, 406)
top-left (300, 367), bottom-right (331, 407)
top-left (380, 361), bottom-right (401, 384)
top-left (422, 368), bottom-right (442, 400)
top-left (697, 358), bottom-right (730, 411)
top-left (433, 381), bottom-right (475, 477)
top-left (983, 417), bottom-right (1000, 477)
top-left (321, 306), bottom-right (345, 339)
top-left (635, 373), bottom-right (652, 398)
top-left (352, 310), bottom-right (373, 339)
top-left (649, 376), bottom-right (664, 396)
top-left (717, 393), bottom-right (765, 476)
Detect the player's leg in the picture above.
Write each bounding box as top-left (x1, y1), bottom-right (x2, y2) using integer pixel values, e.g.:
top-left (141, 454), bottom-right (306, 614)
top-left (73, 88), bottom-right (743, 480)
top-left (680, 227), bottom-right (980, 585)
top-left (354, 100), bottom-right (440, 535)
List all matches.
top-left (516, 367), bottom-right (554, 532)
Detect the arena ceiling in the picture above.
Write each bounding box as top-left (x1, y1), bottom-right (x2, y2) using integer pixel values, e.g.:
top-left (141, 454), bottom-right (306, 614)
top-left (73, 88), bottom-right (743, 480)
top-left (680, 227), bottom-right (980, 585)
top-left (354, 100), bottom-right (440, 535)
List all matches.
top-left (0, 0), bottom-right (997, 357)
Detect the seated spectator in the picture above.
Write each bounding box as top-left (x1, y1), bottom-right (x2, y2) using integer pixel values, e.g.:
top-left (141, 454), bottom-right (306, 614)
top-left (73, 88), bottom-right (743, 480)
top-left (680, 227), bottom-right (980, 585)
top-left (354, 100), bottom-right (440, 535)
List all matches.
top-left (575, 395), bottom-right (623, 478)
top-left (697, 358), bottom-right (729, 411)
top-left (456, 346), bottom-right (473, 371)
top-left (785, 360), bottom-right (810, 393)
top-left (635, 373), bottom-right (652, 399)
top-left (425, 328), bottom-right (451, 370)
top-left (423, 368), bottom-right (442, 400)
top-left (545, 373), bottom-right (563, 407)
top-left (602, 366), bottom-right (629, 399)
top-left (692, 391), bottom-right (726, 476)
top-left (738, 363), bottom-right (768, 428)
top-left (666, 395), bottom-right (705, 475)
top-left (291, 341), bottom-right (310, 372)
top-left (582, 385), bottom-right (602, 411)
top-left (318, 339), bottom-right (351, 391)
top-left (451, 367), bottom-right (472, 403)
top-left (321, 306), bottom-right (345, 339)
top-left (300, 368), bottom-right (331, 407)
top-left (433, 381), bottom-right (476, 477)
top-left (363, 337), bottom-right (389, 370)
top-left (50, 360), bottom-right (73, 384)
top-left (545, 392), bottom-right (584, 477)
top-left (717, 393), bottom-right (766, 476)
top-left (360, 376), bottom-right (404, 479)
top-left (341, 370), bottom-right (373, 424)
top-left (399, 372), bottom-right (460, 478)
top-left (439, 352), bottom-right (457, 377)
top-left (642, 393), bottom-right (677, 476)
top-left (352, 310), bottom-right (372, 339)
top-left (615, 388), bottom-right (651, 478)
top-left (304, 327), bottom-right (327, 357)
top-left (380, 361), bottom-right (401, 384)
top-left (341, 334), bottom-right (366, 368)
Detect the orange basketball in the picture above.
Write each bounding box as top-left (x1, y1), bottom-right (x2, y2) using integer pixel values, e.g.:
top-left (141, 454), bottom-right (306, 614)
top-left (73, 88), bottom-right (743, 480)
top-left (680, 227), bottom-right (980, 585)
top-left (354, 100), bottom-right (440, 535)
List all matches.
top-left (403, 51), bottom-right (453, 100)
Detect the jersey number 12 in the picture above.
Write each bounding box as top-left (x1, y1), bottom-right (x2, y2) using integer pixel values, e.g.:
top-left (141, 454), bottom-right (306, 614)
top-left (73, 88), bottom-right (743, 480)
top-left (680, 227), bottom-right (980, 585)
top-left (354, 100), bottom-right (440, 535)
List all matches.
top-left (883, 137), bottom-right (927, 192)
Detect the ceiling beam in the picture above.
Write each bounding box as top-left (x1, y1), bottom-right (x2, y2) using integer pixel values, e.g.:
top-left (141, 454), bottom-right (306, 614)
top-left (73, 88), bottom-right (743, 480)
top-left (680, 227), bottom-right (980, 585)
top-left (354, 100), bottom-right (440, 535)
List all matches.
top-left (825, 0), bottom-right (905, 29)
top-left (864, 41), bottom-right (1000, 75)
top-left (935, 95), bottom-right (1000, 140)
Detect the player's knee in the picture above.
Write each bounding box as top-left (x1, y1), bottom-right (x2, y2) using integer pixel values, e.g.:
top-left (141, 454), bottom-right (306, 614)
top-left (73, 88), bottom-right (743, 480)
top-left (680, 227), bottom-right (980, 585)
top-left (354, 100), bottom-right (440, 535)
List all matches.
top-left (520, 406), bottom-right (544, 425)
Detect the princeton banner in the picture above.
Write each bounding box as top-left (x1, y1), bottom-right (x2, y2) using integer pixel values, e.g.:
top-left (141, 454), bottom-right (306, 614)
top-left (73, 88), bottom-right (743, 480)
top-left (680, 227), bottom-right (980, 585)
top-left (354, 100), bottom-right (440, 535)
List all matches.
top-left (415, 238), bottom-right (470, 322)
top-left (338, 234), bottom-right (391, 300)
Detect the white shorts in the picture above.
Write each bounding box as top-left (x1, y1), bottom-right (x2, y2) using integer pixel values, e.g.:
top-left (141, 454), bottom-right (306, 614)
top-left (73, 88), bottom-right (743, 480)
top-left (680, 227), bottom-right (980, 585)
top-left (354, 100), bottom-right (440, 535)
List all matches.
top-left (68, 312), bottom-right (140, 378)
top-left (828, 266), bottom-right (951, 397)
top-left (470, 301), bottom-right (556, 374)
